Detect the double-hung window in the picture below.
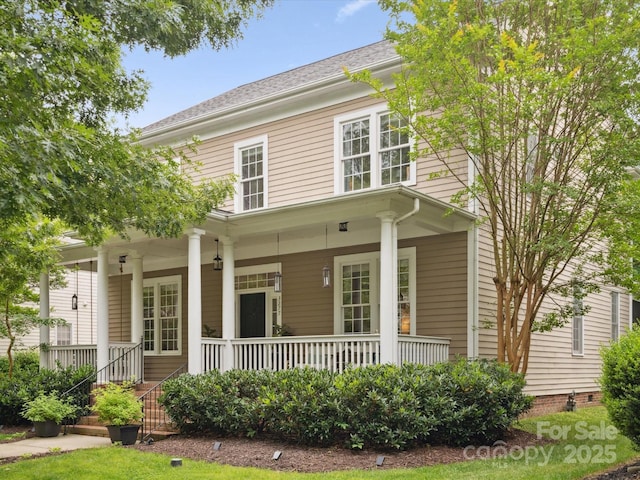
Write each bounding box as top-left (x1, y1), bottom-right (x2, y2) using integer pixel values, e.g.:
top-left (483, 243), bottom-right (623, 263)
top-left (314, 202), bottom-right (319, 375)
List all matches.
top-left (335, 106), bottom-right (413, 194)
top-left (572, 284), bottom-right (584, 356)
top-left (235, 135), bottom-right (268, 212)
top-left (611, 291), bottom-right (620, 341)
top-left (333, 248), bottom-right (416, 335)
top-left (143, 275), bottom-right (182, 356)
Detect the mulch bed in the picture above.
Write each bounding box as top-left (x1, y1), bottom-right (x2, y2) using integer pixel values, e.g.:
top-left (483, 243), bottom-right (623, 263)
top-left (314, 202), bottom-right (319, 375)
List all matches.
top-left (2, 425), bottom-right (640, 478)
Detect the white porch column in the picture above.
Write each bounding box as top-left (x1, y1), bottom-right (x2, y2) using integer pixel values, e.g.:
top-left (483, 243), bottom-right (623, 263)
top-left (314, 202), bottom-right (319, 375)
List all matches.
top-left (39, 272), bottom-right (50, 369)
top-left (220, 236), bottom-right (235, 372)
top-left (130, 254), bottom-right (143, 344)
top-left (187, 229), bottom-right (205, 375)
top-left (96, 247), bottom-right (110, 375)
top-left (378, 212), bottom-right (398, 365)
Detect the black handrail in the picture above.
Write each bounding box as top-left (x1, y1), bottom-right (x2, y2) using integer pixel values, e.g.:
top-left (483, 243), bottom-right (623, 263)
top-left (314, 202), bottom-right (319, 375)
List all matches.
top-left (61, 341), bottom-right (144, 427)
top-left (139, 363), bottom-right (187, 443)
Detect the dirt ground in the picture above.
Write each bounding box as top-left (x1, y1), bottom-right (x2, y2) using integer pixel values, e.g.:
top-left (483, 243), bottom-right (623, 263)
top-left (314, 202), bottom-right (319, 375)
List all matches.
top-left (2, 425), bottom-right (639, 477)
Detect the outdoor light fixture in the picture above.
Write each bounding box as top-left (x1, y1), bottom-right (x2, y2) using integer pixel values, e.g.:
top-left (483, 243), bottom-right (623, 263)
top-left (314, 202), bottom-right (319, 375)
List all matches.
top-left (71, 294), bottom-right (78, 310)
top-left (339, 222), bottom-right (349, 232)
top-left (322, 264), bottom-right (331, 288)
top-left (213, 239), bottom-right (223, 271)
top-left (322, 225), bottom-right (331, 288)
top-left (274, 233), bottom-right (282, 292)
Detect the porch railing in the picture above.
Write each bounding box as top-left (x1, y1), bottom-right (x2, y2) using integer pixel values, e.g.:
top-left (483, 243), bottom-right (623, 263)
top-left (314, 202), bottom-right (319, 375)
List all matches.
top-left (202, 334), bottom-right (449, 373)
top-left (47, 342), bottom-right (144, 383)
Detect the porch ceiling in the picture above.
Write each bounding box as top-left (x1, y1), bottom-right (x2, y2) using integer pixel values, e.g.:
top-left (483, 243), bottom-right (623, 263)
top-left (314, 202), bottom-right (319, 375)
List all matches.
top-left (59, 186), bottom-right (475, 273)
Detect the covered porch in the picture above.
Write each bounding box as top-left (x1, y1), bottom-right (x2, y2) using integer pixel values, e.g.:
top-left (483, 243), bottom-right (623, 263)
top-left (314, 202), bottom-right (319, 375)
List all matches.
top-left (49, 186), bottom-right (476, 379)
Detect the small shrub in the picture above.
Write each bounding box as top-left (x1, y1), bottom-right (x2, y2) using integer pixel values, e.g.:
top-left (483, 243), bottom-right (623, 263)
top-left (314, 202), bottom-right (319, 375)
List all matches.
top-left (22, 392), bottom-right (78, 423)
top-left (417, 358), bottom-right (533, 446)
top-left (91, 382), bottom-right (143, 426)
top-left (600, 325), bottom-right (640, 449)
top-left (160, 369), bottom-right (269, 435)
top-left (259, 368), bottom-right (339, 445)
top-left (335, 364), bottom-right (434, 449)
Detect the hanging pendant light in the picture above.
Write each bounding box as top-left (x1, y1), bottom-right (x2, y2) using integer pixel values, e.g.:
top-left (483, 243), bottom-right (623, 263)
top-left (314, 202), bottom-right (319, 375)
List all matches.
top-left (213, 239), bottom-right (223, 271)
top-left (274, 233), bottom-right (282, 292)
top-left (322, 225), bottom-right (331, 288)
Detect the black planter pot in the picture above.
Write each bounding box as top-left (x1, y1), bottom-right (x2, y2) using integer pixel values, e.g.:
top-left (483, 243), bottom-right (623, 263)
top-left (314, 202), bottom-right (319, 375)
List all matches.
top-left (34, 420), bottom-right (61, 437)
top-left (107, 424), bottom-right (140, 445)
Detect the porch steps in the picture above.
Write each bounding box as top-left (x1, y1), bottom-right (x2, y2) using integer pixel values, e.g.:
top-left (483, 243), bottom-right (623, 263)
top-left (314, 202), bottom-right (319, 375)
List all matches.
top-left (66, 382), bottom-right (178, 441)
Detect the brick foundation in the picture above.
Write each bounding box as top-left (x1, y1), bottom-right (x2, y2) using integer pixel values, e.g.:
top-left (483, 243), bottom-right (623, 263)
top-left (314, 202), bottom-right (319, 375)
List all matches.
top-left (522, 391), bottom-right (603, 418)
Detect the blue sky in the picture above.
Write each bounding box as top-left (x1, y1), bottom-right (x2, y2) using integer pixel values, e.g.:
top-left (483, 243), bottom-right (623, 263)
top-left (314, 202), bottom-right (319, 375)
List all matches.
top-left (120, 0), bottom-right (391, 129)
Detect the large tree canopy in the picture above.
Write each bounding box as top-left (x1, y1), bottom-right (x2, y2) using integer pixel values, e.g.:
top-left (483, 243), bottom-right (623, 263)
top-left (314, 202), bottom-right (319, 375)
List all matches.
top-left (1, 0), bottom-right (273, 244)
top-left (353, 0), bottom-right (640, 373)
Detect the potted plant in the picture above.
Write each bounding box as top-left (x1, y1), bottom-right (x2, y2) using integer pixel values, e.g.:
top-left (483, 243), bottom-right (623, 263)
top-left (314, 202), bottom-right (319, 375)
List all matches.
top-left (22, 392), bottom-right (78, 437)
top-left (91, 382), bottom-right (143, 445)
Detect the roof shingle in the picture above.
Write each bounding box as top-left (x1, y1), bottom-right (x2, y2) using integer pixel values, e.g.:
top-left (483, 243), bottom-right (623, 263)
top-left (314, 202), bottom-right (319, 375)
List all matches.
top-left (142, 40), bottom-right (398, 133)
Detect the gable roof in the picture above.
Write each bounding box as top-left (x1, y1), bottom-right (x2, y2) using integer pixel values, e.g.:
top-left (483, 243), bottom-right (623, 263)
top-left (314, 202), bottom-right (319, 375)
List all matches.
top-left (141, 40), bottom-right (399, 137)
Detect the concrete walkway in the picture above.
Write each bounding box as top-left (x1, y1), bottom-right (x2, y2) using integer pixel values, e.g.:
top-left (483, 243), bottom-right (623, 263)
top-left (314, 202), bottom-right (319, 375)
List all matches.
top-left (0, 434), bottom-right (111, 459)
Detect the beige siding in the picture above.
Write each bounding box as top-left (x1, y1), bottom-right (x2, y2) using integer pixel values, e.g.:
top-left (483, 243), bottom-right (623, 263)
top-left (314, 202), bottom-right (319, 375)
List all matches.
top-left (189, 95), bottom-right (467, 212)
top-left (475, 222), bottom-right (632, 396)
top-left (0, 270), bottom-right (97, 352)
top-left (411, 233), bottom-right (468, 358)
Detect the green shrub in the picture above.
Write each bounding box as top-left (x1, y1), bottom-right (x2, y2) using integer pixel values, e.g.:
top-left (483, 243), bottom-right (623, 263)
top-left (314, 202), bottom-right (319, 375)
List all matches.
top-left (160, 360), bottom-right (532, 450)
top-left (259, 368), bottom-right (339, 445)
top-left (22, 392), bottom-right (78, 423)
top-left (415, 358), bottom-right (533, 446)
top-left (600, 325), bottom-right (640, 449)
top-left (91, 382), bottom-right (143, 426)
top-left (160, 369), bottom-right (269, 435)
top-left (0, 354), bottom-right (95, 425)
top-left (335, 364), bottom-right (434, 449)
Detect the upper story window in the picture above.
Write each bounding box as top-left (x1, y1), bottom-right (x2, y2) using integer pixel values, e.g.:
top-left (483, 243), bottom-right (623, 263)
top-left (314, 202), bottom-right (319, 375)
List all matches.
top-left (335, 106), bottom-right (414, 194)
top-left (235, 135), bottom-right (268, 212)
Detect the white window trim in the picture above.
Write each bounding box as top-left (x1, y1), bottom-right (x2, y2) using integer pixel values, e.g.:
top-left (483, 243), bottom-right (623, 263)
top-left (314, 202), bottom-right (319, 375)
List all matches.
top-left (142, 274), bottom-right (182, 356)
top-left (332, 248), bottom-right (416, 335)
top-left (234, 134), bottom-right (269, 212)
top-left (334, 105), bottom-right (416, 195)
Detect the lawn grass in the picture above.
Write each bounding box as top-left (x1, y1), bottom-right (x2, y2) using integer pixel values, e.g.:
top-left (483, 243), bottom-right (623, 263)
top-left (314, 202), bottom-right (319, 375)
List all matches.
top-left (0, 432), bottom-right (26, 442)
top-left (1, 407), bottom-right (638, 480)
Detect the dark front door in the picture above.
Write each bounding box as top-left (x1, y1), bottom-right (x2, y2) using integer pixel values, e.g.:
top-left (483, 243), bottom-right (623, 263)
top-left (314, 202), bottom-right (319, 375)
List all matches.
top-left (240, 293), bottom-right (266, 338)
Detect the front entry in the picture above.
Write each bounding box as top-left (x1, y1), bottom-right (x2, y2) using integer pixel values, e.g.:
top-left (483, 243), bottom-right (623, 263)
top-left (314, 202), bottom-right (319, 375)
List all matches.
top-left (240, 292), bottom-right (266, 338)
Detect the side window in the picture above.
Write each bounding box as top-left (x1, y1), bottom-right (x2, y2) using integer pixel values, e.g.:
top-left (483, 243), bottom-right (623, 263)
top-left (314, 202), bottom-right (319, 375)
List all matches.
top-left (143, 275), bottom-right (182, 356)
top-left (611, 291), bottom-right (620, 341)
top-left (56, 324), bottom-right (72, 346)
top-left (572, 284), bottom-right (584, 356)
top-left (235, 135), bottom-right (268, 212)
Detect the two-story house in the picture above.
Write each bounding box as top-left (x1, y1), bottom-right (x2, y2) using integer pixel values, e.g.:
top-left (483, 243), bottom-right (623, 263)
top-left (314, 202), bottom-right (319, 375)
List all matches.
top-left (51, 40), bottom-right (632, 410)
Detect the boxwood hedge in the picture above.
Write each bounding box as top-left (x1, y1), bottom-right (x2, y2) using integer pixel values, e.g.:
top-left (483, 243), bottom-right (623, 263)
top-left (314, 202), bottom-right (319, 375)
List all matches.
top-left (160, 358), bottom-right (532, 450)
